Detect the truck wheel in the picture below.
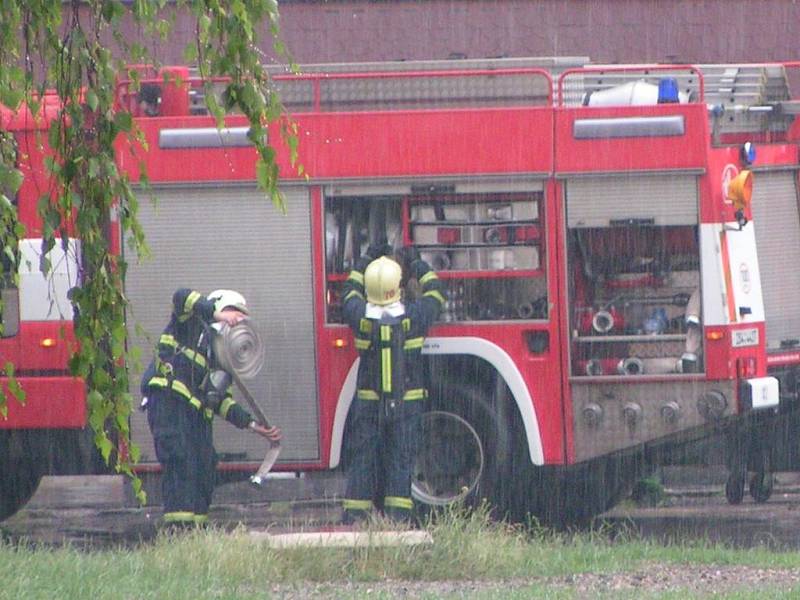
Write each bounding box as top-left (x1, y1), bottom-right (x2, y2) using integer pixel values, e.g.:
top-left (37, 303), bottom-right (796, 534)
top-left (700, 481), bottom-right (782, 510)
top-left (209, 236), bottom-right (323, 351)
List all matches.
top-left (0, 431), bottom-right (48, 521)
top-left (562, 455), bottom-right (644, 526)
top-left (49, 427), bottom-right (107, 475)
top-left (412, 410), bottom-right (484, 506)
top-left (412, 379), bottom-right (511, 517)
top-left (0, 470), bottom-right (43, 522)
top-left (507, 446), bottom-right (644, 528)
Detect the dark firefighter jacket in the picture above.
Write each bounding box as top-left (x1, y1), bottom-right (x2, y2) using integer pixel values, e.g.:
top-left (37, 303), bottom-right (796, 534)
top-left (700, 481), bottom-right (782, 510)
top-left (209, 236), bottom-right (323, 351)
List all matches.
top-left (142, 288), bottom-right (252, 429)
top-left (342, 257), bottom-right (446, 408)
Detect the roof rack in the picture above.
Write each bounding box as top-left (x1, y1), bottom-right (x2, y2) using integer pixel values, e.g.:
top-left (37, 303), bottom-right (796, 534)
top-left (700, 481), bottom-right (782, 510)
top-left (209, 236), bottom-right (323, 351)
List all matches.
top-left (559, 63), bottom-right (798, 136)
top-left (122, 59), bottom-right (800, 138)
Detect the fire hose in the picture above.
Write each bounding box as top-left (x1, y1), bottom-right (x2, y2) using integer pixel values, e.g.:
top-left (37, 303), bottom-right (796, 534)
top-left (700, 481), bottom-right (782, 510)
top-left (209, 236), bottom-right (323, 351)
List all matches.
top-left (212, 320), bottom-right (281, 486)
top-left (212, 319), bottom-right (264, 380)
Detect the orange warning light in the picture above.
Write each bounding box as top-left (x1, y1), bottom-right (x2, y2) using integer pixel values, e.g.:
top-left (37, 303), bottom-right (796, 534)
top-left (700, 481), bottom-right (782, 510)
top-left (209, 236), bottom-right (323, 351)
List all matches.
top-left (727, 169), bottom-right (753, 212)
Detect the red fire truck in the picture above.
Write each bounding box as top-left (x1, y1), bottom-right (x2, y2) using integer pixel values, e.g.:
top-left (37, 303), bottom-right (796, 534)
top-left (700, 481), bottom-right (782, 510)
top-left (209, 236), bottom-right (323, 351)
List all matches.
top-left (3, 57), bottom-right (800, 525)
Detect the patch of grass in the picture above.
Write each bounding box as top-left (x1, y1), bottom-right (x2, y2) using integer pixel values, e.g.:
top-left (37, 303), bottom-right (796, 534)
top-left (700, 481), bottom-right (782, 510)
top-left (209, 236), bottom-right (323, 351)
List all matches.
top-left (3, 504), bottom-right (800, 600)
top-left (630, 476), bottom-right (666, 507)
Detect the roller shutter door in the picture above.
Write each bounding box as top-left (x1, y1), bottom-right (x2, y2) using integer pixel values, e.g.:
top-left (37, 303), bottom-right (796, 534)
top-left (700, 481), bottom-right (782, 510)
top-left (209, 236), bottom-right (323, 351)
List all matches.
top-left (566, 173), bottom-right (698, 228)
top-left (750, 171), bottom-right (800, 350)
top-left (126, 185), bottom-right (319, 464)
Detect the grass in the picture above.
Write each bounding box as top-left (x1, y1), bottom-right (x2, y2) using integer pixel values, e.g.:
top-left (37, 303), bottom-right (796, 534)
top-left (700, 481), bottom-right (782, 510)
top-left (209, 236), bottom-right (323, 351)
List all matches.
top-left (3, 505), bottom-right (800, 599)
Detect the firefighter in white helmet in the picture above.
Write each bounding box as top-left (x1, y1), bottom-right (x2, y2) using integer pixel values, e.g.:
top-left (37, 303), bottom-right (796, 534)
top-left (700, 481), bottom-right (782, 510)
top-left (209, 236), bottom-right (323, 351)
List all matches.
top-left (140, 288), bottom-right (280, 530)
top-left (340, 245), bottom-right (446, 524)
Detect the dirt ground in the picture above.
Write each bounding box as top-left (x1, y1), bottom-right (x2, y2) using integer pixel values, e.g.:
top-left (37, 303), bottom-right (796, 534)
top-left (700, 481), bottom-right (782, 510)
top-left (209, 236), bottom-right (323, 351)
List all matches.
top-left (7, 468), bottom-right (800, 550)
top-left (261, 565), bottom-right (800, 599)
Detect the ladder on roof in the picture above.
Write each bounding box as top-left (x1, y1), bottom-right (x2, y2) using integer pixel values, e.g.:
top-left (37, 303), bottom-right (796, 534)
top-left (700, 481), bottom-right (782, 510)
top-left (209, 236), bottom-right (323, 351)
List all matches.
top-left (561, 63), bottom-right (798, 136)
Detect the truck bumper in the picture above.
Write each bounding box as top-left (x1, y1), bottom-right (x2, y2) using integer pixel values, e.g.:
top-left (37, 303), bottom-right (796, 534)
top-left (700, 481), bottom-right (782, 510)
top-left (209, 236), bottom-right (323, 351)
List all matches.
top-left (0, 376), bottom-right (86, 429)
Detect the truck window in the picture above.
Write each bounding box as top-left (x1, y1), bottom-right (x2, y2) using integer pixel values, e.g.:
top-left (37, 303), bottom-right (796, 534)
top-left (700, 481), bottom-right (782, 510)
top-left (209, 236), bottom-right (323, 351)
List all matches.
top-left (0, 132), bottom-right (20, 337)
top-left (324, 188), bottom-right (548, 324)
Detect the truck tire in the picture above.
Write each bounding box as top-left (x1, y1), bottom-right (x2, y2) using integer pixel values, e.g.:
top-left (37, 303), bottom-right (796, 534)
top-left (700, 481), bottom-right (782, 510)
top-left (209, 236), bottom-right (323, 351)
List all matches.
top-left (506, 433), bottom-right (645, 528)
top-left (412, 379), bottom-right (512, 518)
top-left (49, 427), bottom-right (107, 475)
top-left (414, 372), bottom-right (642, 527)
top-left (0, 431), bottom-right (48, 522)
top-left (412, 410), bottom-right (485, 506)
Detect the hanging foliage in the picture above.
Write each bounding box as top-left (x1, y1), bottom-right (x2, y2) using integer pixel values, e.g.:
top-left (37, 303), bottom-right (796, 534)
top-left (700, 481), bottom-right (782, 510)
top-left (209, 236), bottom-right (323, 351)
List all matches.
top-left (0, 0), bottom-right (295, 503)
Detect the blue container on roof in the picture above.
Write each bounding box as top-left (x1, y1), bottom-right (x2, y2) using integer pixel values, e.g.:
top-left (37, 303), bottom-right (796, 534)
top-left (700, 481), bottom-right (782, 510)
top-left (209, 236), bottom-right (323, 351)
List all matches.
top-left (657, 77), bottom-right (680, 103)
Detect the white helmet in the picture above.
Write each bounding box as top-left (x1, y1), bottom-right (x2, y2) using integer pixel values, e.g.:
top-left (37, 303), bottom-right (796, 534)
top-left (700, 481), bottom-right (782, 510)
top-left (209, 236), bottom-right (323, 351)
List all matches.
top-left (207, 289), bottom-right (249, 315)
top-left (364, 256), bottom-right (402, 306)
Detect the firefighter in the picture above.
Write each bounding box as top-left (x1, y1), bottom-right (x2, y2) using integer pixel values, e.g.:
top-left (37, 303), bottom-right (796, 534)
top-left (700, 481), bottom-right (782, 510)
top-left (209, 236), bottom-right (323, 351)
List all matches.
top-left (140, 288), bottom-right (280, 529)
top-left (341, 245), bottom-right (446, 524)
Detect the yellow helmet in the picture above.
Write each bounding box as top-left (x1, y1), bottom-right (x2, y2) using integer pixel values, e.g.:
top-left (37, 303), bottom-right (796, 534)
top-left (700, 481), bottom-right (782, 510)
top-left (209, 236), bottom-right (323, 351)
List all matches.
top-left (364, 256), bottom-right (402, 306)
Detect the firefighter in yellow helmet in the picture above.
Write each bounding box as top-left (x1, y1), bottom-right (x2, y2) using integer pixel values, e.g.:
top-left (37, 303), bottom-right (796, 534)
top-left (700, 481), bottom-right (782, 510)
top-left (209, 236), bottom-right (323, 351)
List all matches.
top-left (341, 245), bottom-right (446, 524)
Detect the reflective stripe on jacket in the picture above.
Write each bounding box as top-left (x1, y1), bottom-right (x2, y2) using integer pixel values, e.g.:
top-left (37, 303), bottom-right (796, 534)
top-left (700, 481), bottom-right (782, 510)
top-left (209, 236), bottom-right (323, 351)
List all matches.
top-left (342, 257), bottom-right (445, 405)
top-left (141, 288), bottom-right (252, 429)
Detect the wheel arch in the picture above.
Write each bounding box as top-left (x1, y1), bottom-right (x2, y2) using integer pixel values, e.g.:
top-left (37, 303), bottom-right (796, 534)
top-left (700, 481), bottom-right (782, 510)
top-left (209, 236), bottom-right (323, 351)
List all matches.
top-left (328, 336), bottom-right (544, 468)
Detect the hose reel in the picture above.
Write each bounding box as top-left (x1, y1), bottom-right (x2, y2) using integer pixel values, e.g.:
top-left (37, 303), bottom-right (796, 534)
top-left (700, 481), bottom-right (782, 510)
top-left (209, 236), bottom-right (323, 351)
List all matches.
top-left (211, 320), bottom-right (280, 486)
top-left (212, 319), bottom-right (265, 380)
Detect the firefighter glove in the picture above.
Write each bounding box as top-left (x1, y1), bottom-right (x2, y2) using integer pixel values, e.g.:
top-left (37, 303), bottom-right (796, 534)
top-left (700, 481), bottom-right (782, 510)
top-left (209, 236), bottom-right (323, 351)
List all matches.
top-left (365, 242), bottom-right (393, 261)
top-left (395, 245), bottom-right (421, 272)
top-left (410, 257), bottom-right (431, 280)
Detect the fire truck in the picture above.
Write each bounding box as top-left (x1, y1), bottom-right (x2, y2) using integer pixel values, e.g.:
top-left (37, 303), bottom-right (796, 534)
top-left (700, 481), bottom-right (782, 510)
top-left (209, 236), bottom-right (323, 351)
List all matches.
top-left (3, 57), bottom-right (800, 525)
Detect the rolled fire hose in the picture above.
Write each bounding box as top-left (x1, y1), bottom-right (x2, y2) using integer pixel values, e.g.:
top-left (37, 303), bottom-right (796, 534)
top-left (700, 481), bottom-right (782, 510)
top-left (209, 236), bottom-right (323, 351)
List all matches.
top-left (641, 357), bottom-right (683, 375)
top-left (212, 320), bottom-right (280, 486)
top-left (585, 359), bottom-right (605, 376)
top-left (212, 319), bottom-right (265, 380)
top-left (617, 356), bottom-right (644, 376)
top-left (592, 310), bottom-right (615, 334)
top-left (517, 302), bottom-right (535, 320)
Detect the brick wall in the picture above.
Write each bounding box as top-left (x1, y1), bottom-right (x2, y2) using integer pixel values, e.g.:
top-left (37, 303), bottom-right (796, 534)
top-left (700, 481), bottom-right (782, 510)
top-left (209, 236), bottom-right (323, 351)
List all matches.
top-left (112, 1), bottom-right (800, 67)
top-left (276, 0), bottom-right (797, 65)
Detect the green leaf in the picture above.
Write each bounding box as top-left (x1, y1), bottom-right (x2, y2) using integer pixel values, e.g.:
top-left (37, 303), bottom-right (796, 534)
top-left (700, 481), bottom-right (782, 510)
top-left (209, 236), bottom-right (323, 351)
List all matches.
top-left (255, 158), bottom-right (271, 191)
top-left (97, 437), bottom-right (113, 463)
top-left (114, 111), bottom-right (133, 133)
top-left (0, 88), bottom-right (23, 111)
top-left (86, 89), bottom-right (99, 111)
top-left (87, 390), bottom-right (106, 431)
top-left (0, 167), bottom-right (23, 194)
top-left (88, 157), bottom-right (99, 178)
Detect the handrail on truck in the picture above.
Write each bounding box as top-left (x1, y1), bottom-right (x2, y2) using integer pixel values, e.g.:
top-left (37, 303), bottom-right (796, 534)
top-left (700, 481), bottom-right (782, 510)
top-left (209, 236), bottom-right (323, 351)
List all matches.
top-left (556, 63), bottom-right (705, 107)
top-left (115, 66), bottom-right (555, 114)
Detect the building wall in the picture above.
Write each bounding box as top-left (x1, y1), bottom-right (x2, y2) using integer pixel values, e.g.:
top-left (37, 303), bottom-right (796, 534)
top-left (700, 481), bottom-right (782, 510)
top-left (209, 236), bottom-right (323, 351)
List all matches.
top-left (116, 1), bottom-right (800, 67)
top-left (275, 0), bottom-right (796, 65)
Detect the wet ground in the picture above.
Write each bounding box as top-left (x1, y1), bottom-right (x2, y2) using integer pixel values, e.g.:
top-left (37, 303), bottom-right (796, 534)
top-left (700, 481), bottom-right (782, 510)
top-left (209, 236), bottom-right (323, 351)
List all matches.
top-left (4, 468), bottom-right (800, 551)
top-left (601, 485), bottom-right (800, 549)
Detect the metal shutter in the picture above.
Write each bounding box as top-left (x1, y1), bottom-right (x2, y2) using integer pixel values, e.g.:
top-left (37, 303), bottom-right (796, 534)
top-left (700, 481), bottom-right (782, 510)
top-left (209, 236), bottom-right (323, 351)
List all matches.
top-left (750, 171), bottom-right (800, 350)
top-left (126, 185), bottom-right (319, 464)
top-left (566, 174), bottom-right (698, 227)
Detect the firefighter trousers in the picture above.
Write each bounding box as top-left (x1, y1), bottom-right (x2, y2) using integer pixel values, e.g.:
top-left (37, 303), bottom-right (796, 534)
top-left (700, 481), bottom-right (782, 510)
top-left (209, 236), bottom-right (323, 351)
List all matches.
top-left (343, 397), bottom-right (423, 523)
top-left (146, 388), bottom-right (217, 525)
